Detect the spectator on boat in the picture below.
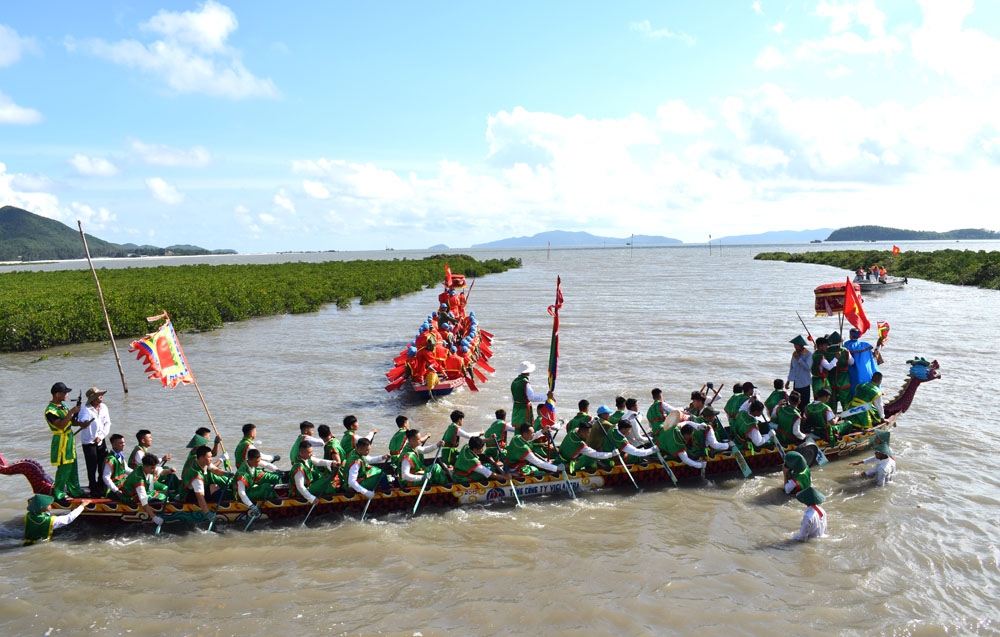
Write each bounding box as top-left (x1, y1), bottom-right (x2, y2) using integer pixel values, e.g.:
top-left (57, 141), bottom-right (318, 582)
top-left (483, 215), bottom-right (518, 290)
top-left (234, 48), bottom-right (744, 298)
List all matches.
top-left (444, 346), bottom-right (465, 380)
top-left (317, 424), bottom-right (345, 474)
top-left (341, 415), bottom-right (377, 459)
top-left (787, 335), bottom-right (812, 406)
top-left (179, 446), bottom-right (227, 512)
top-left (442, 410), bottom-right (483, 465)
top-left (235, 424), bottom-right (280, 471)
top-left (565, 400), bottom-right (592, 434)
top-left (559, 421), bottom-right (615, 473)
top-left (793, 487), bottom-right (827, 541)
top-left (290, 421), bottom-right (325, 462)
top-left (23, 494), bottom-right (93, 546)
top-left (101, 433), bottom-right (132, 498)
top-left (764, 379), bottom-right (787, 416)
top-left (731, 400), bottom-right (776, 454)
top-left (78, 387), bottom-right (111, 498)
top-left (782, 450), bottom-right (811, 495)
top-left (824, 332), bottom-right (854, 412)
top-left (845, 328), bottom-right (881, 391)
top-left (685, 413), bottom-right (731, 460)
top-left (233, 449), bottom-right (282, 516)
top-left (603, 419), bottom-right (658, 464)
top-left (811, 337), bottom-right (831, 398)
top-left (454, 436), bottom-right (510, 484)
top-left (723, 384), bottom-right (748, 426)
top-left (44, 381), bottom-right (87, 503)
top-left (398, 429), bottom-right (447, 486)
top-left (647, 388), bottom-right (678, 434)
top-left (852, 442), bottom-right (896, 486)
top-left (772, 391), bottom-right (807, 446)
top-left (654, 423), bottom-right (708, 470)
top-left (291, 441), bottom-right (340, 503)
top-left (121, 453), bottom-right (171, 524)
top-left (510, 362), bottom-right (553, 427)
top-left (505, 424), bottom-right (563, 476)
top-left (344, 437), bottom-right (391, 499)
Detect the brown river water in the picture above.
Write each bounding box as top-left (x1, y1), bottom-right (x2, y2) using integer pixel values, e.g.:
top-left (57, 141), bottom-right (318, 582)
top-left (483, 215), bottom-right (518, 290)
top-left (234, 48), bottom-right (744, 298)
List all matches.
top-left (1, 243), bottom-right (997, 635)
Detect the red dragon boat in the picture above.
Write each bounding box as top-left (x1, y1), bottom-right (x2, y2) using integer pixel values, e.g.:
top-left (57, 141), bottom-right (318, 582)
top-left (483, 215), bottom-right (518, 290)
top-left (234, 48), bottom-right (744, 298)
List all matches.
top-left (1, 360), bottom-right (938, 531)
top-left (384, 267), bottom-right (495, 399)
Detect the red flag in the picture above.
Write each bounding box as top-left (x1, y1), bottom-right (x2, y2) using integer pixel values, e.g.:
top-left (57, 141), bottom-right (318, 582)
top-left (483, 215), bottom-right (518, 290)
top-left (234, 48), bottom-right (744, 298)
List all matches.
top-left (546, 276), bottom-right (563, 392)
top-left (843, 278), bottom-right (870, 335)
top-left (445, 264), bottom-right (452, 287)
top-left (892, 245), bottom-right (900, 255)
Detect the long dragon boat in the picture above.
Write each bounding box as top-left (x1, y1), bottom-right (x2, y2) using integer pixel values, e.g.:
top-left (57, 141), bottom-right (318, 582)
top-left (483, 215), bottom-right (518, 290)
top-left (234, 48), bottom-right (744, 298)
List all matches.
top-left (1, 359), bottom-right (938, 530)
top-left (384, 268), bottom-right (495, 399)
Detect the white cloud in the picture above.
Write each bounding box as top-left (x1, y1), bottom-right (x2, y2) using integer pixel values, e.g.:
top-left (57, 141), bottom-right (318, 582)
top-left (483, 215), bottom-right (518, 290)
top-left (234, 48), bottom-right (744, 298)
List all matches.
top-left (910, 0), bottom-right (1000, 88)
top-left (302, 179), bottom-right (330, 199)
top-left (70, 201), bottom-right (117, 230)
top-left (0, 23), bottom-right (37, 66)
top-left (656, 100), bottom-right (716, 134)
top-left (770, 22), bottom-right (786, 35)
top-left (815, 0), bottom-right (886, 38)
top-left (130, 139), bottom-right (211, 167)
top-left (754, 45), bottom-right (788, 70)
top-left (9, 174), bottom-right (57, 192)
top-left (1, 163), bottom-right (119, 231)
top-left (69, 154), bottom-right (120, 176)
top-left (0, 90), bottom-right (42, 124)
top-left (752, 2), bottom-right (764, 16)
top-left (826, 64), bottom-right (852, 78)
top-left (273, 188), bottom-right (295, 213)
top-left (630, 20), bottom-right (695, 46)
top-left (258, 212), bottom-right (276, 224)
top-left (145, 177), bottom-right (184, 204)
top-left (795, 0), bottom-right (901, 62)
top-left (68, 1), bottom-right (277, 99)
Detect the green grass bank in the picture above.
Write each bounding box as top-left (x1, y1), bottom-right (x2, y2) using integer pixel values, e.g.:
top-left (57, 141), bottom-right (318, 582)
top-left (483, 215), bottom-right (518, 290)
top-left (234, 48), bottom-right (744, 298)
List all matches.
top-left (755, 249), bottom-right (1000, 290)
top-left (0, 255), bottom-right (520, 353)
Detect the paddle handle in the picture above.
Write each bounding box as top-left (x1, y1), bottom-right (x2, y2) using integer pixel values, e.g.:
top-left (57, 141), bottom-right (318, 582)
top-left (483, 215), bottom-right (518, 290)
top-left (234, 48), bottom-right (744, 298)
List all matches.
top-left (412, 441), bottom-right (444, 515)
top-left (636, 421), bottom-right (677, 486)
top-left (492, 435), bottom-right (522, 507)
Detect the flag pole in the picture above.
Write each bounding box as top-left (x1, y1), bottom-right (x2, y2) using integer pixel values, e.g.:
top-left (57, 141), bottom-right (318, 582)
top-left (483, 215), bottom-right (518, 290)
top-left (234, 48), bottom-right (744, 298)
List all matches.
top-left (78, 220), bottom-right (128, 394)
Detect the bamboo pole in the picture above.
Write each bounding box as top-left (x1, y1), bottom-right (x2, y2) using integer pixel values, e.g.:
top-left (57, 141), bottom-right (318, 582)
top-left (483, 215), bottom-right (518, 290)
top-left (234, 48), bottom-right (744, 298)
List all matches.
top-left (78, 221), bottom-right (128, 394)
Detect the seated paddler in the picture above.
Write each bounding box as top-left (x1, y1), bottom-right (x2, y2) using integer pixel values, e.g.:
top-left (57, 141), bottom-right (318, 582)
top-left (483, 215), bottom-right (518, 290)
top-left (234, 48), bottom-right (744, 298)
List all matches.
top-left (234, 449), bottom-right (282, 516)
top-left (179, 445), bottom-right (229, 515)
top-left (558, 420), bottom-right (615, 473)
top-left (723, 384), bottom-right (749, 426)
top-left (730, 400), bottom-right (776, 453)
top-left (442, 409), bottom-right (483, 465)
top-left (843, 371), bottom-right (885, 430)
top-left (683, 413), bottom-right (730, 461)
top-left (764, 379), bottom-right (787, 416)
top-left (398, 429), bottom-right (448, 487)
top-left (182, 427), bottom-right (222, 476)
top-left (344, 437), bottom-right (392, 500)
top-left (686, 391), bottom-right (706, 418)
top-left (235, 423), bottom-right (280, 471)
top-left (290, 420), bottom-right (325, 461)
top-left (601, 416), bottom-right (658, 465)
top-left (454, 436), bottom-right (511, 484)
top-left (291, 440), bottom-right (340, 504)
top-left (772, 391), bottom-right (807, 446)
top-left (505, 424), bottom-right (564, 476)
top-left (24, 495), bottom-right (92, 546)
top-left (782, 450), bottom-right (811, 495)
top-left (120, 453), bottom-right (169, 526)
top-left (484, 409), bottom-right (515, 461)
top-left (317, 424), bottom-right (345, 474)
top-left (646, 388), bottom-right (678, 434)
top-left (804, 389), bottom-right (848, 443)
top-left (341, 415), bottom-right (377, 459)
top-left (101, 433), bottom-right (132, 499)
top-left (654, 423), bottom-right (707, 470)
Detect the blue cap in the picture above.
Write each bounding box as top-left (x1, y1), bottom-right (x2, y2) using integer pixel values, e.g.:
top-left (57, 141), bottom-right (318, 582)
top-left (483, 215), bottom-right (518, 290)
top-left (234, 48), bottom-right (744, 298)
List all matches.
top-left (450, 346), bottom-right (457, 352)
top-left (597, 405), bottom-right (612, 416)
top-left (460, 346), bottom-right (468, 353)
top-left (407, 346), bottom-right (417, 355)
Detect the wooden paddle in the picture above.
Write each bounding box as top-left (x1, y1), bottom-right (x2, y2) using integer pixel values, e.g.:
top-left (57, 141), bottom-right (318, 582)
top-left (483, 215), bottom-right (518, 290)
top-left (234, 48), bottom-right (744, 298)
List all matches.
top-left (385, 376), bottom-right (406, 392)
top-left (475, 359), bottom-right (495, 373)
top-left (595, 419), bottom-right (638, 490)
top-left (412, 442), bottom-right (444, 515)
top-left (491, 435), bottom-right (522, 507)
top-left (472, 366), bottom-right (487, 383)
top-left (636, 420), bottom-right (678, 486)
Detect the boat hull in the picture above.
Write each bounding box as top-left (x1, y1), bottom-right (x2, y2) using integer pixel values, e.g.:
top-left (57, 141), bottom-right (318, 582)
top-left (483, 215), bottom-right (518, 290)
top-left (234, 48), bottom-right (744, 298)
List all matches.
top-left (858, 276), bottom-right (907, 292)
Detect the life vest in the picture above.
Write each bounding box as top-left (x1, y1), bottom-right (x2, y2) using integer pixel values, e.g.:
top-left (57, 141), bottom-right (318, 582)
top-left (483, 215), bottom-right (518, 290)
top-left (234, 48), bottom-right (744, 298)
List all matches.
top-left (655, 425), bottom-right (687, 458)
top-left (104, 452), bottom-right (129, 489)
top-left (484, 419), bottom-right (507, 448)
top-left (120, 468), bottom-right (155, 503)
top-left (398, 447), bottom-right (426, 486)
top-left (24, 512), bottom-right (55, 545)
top-left (235, 437), bottom-right (254, 466)
top-left (646, 401), bottom-right (666, 431)
top-left (128, 444), bottom-right (148, 470)
top-left (452, 446), bottom-right (485, 483)
top-left (45, 402), bottom-right (76, 465)
top-left (505, 435), bottom-right (533, 469)
top-left (559, 431), bottom-right (589, 462)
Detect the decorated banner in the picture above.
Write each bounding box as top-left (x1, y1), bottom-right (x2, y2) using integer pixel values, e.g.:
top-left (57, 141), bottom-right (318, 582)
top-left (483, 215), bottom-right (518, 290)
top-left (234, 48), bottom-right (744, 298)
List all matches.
top-left (843, 277), bottom-right (871, 334)
top-left (814, 281), bottom-right (860, 316)
top-left (877, 320), bottom-right (890, 344)
top-left (546, 276), bottom-right (563, 392)
top-left (128, 313), bottom-right (193, 388)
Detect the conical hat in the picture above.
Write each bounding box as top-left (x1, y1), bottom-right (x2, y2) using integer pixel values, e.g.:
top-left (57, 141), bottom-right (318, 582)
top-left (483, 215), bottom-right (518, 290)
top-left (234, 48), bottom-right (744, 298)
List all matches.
top-left (784, 450), bottom-right (807, 473)
top-left (27, 494), bottom-right (54, 513)
top-left (796, 487), bottom-right (825, 506)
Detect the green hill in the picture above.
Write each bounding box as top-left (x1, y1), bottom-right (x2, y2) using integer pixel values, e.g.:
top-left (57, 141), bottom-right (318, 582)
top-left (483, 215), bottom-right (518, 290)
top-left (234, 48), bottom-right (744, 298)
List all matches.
top-left (826, 225), bottom-right (999, 241)
top-left (0, 206), bottom-right (232, 261)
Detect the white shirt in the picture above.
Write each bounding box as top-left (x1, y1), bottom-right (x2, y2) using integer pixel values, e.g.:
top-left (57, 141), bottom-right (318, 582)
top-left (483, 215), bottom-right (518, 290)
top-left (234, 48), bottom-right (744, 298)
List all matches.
top-left (794, 506), bottom-right (827, 541)
top-left (347, 455), bottom-right (383, 498)
top-left (674, 450), bottom-right (705, 469)
top-left (50, 505), bottom-right (85, 531)
top-left (523, 380), bottom-right (548, 403)
top-left (522, 449), bottom-right (558, 472)
top-left (697, 424), bottom-right (730, 451)
top-left (78, 402), bottom-right (111, 445)
top-left (294, 458), bottom-right (337, 503)
top-left (101, 452), bottom-right (132, 493)
top-left (579, 445), bottom-right (614, 460)
top-left (862, 456), bottom-right (896, 486)
top-left (399, 443), bottom-right (441, 483)
top-left (747, 425), bottom-right (775, 448)
top-left (241, 440), bottom-right (279, 469)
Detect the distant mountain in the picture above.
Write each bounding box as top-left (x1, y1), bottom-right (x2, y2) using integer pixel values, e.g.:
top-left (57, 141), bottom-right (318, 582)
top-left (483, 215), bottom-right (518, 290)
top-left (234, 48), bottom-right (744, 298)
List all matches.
top-left (0, 205), bottom-right (234, 261)
top-left (826, 225), bottom-right (1000, 241)
top-left (471, 230), bottom-right (681, 248)
top-left (717, 228), bottom-right (834, 243)
top-left (427, 244), bottom-right (449, 250)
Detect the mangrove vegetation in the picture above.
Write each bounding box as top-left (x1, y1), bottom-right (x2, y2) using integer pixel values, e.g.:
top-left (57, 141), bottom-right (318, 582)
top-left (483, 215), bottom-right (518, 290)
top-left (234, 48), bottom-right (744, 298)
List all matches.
top-left (0, 254), bottom-right (520, 353)
top-left (755, 249), bottom-right (1000, 290)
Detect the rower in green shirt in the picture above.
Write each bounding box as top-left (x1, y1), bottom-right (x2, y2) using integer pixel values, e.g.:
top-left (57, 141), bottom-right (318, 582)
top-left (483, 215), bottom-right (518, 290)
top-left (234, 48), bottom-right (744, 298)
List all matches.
top-left (23, 494), bottom-right (92, 546)
top-left (600, 417), bottom-right (658, 464)
top-left (179, 446), bottom-right (228, 517)
top-left (505, 424), bottom-right (563, 476)
top-left (235, 423), bottom-right (280, 470)
top-left (772, 391), bottom-right (807, 446)
top-left (763, 379), bottom-right (787, 416)
top-left (442, 410), bottom-right (483, 466)
top-left (825, 332), bottom-right (853, 413)
top-left (344, 437), bottom-right (391, 499)
top-left (730, 401), bottom-right (776, 454)
top-left (483, 409), bottom-right (513, 461)
top-left (398, 429), bottom-right (448, 487)
top-left (340, 415), bottom-right (377, 461)
top-left (388, 415), bottom-right (410, 469)
top-left (558, 421), bottom-right (614, 473)
top-left (317, 424), bottom-right (345, 475)
top-left (654, 423), bottom-right (707, 470)
top-left (804, 389), bottom-right (848, 444)
top-left (844, 372), bottom-right (885, 430)
top-left (608, 396), bottom-right (627, 425)
top-left (565, 400), bottom-right (592, 435)
top-left (291, 441), bottom-right (340, 504)
top-left (646, 388), bottom-right (671, 434)
top-left (233, 449), bottom-right (282, 517)
top-left (120, 453), bottom-right (170, 524)
top-left (453, 437), bottom-right (511, 484)
top-left (811, 337), bottom-right (831, 397)
top-left (723, 383), bottom-right (749, 426)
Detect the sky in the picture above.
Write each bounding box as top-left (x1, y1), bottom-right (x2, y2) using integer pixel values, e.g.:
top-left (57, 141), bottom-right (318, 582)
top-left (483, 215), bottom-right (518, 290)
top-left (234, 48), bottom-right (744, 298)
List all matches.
top-left (2, 1), bottom-right (1000, 251)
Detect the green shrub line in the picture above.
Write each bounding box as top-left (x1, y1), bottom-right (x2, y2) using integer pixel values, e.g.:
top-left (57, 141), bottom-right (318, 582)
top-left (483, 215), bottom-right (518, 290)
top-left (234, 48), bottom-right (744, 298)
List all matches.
top-left (0, 254), bottom-right (521, 353)
top-left (755, 249), bottom-right (1000, 290)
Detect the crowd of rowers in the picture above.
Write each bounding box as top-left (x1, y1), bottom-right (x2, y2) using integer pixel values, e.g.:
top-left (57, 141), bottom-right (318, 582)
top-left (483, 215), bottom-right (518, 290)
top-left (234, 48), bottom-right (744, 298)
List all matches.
top-left (404, 307), bottom-right (487, 383)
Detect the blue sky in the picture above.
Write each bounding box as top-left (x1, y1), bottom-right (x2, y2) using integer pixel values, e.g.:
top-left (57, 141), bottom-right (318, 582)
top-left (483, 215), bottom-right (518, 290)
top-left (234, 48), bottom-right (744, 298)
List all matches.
top-left (2, 1), bottom-right (1000, 251)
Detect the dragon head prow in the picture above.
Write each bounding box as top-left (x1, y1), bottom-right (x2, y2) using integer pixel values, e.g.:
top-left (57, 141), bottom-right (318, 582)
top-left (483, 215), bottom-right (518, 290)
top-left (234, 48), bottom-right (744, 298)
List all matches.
top-left (906, 357), bottom-right (940, 380)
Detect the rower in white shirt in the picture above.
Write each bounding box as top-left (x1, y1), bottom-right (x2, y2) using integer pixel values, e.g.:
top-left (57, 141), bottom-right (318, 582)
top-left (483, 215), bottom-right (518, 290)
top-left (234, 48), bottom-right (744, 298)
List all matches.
top-left (793, 487), bottom-right (828, 541)
top-left (346, 438), bottom-right (391, 499)
top-left (291, 441), bottom-right (340, 504)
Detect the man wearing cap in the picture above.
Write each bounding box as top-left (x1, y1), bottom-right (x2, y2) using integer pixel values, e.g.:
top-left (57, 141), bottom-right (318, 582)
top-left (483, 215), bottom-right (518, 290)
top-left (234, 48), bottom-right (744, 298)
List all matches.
top-left (510, 362), bottom-right (553, 428)
top-left (851, 439), bottom-right (895, 486)
top-left (44, 382), bottom-right (87, 502)
top-left (444, 346), bottom-right (465, 380)
top-left (844, 328), bottom-right (881, 393)
top-left (558, 421), bottom-right (615, 473)
top-left (782, 450), bottom-right (811, 495)
top-left (78, 387), bottom-right (111, 497)
top-left (23, 495), bottom-right (92, 546)
top-left (787, 335), bottom-right (812, 406)
top-left (792, 487), bottom-right (827, 541)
